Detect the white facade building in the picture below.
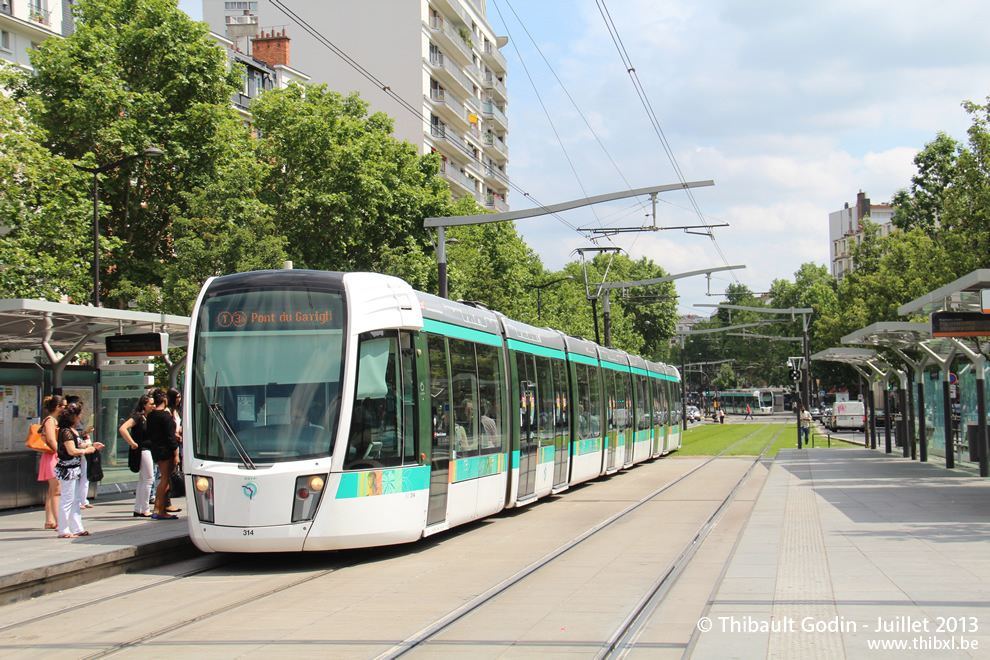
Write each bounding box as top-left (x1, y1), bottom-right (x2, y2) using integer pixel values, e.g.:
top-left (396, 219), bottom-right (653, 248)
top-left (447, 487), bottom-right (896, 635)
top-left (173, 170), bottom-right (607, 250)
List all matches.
top-left (0, 0), bottom-right (71, 71)
top-left (828, 191), bottom-right (895, 282)
top-left (202, 0), bottom-right (510, 210)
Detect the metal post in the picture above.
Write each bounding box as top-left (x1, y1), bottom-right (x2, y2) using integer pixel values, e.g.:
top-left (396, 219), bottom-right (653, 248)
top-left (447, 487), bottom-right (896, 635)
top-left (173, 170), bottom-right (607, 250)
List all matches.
top-left (883, 378), bottom-right (893, 454)
top-left (943, 371), bottom-right (954, 469)
top-left (918, 375), bottom-right (927, 462)
top-left (680, 338), bottom-right (687, 434)
top-left (898, 385), bottom-right (909, 458)
top-left (977, 358), bottom-right (988, 478)
top-left (602, 290), bottom-right (612, 348)
top-left (907, 370), bottom-right (916, 460)
top-left (91, 171), bottom-right (100, 307)
top-left (437, 225), bottom-right (448, 299)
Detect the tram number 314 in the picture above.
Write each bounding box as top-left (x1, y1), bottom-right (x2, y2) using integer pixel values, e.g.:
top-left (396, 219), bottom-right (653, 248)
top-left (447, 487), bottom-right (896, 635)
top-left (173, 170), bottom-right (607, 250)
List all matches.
top-left (242, 529), bottom-right (254, 536)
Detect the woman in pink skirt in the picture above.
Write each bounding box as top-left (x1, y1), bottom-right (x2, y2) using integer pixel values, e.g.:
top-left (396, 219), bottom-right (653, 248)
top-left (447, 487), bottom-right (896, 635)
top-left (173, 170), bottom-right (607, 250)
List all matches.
top-left (38, 395), bottom-right (65, 530)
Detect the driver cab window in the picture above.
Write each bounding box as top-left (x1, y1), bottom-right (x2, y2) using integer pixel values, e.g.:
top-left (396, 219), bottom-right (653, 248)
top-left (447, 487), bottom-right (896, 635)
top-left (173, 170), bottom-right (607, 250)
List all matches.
top-left (345, 330), bottom-right (414, 470)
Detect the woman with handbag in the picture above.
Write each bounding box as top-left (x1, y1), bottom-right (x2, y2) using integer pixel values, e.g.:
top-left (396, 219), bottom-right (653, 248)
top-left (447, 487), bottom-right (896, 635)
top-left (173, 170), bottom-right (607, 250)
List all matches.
top-left (146, 390), bottom-right (180, 520)
top-left (38, 395), bottom-right (64, 530)
top-left (119, 394), bottom-right (155, 518)
top-left (55, 401), bottom-right (103, 538)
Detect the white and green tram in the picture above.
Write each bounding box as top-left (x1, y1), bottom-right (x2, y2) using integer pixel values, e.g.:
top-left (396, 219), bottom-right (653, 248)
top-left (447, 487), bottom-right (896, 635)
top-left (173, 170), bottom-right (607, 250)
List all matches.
top-left (184, 270), bottom-right (681, 552)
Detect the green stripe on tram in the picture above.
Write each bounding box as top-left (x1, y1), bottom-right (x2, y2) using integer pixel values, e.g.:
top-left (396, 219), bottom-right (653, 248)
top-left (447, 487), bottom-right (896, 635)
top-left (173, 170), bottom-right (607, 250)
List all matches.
top-left (506, 338), bottom-right (567, 360)
top-left (422, 318), bottom-right (502, 346)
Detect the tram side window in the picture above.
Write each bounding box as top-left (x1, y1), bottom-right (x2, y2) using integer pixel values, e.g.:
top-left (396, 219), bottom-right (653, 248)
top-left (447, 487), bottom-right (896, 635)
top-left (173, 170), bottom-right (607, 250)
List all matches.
top-left (517, 353), bottom-right (537, 442)
top-left (428, 334), bottom-right (450, 459)
top-left (634, 374), bottom-right (650, 430)
top-left (587, 365), bottom-right (603, 436)
top-left (604, 370), bottom-right (617, 432)
top-left (576, 364), bottom-right (592, 439)
top-left (535, 356), bottom-right (555, 444)
top-left (552, 358), bottom-right (568, 437)
top-left (615, 372), bottom-right (632, 435)
top-left (345, 331), bottom-right (404, 469)
top-left (476, 343), bottom-right (504, 455)
top-left (449, 338), bottom-right (480, 459)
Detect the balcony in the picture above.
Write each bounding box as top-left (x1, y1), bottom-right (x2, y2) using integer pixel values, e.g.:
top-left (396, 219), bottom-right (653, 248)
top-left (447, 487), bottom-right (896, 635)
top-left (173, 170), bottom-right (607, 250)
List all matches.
top-left (428, 88), bottom-right (471, 130)
top-left (439, 166), bottom-right (477, 197)
top-left (428, 17), bottom-right (473, 66)
top-left (28, 5), bottom-right (51, 25)
top-left (485, 191), bottom-right (509, 212)
top-left (481, 39), bottom-right (507, 73)
top-left (1, 0), bottom-right (12, 17)
top-left (482, 101), bottom-right (508, 131)
top-left (433, 0), bottom-right (470, 27)
top-left (483, 132), bottom-right (508, 159)
top-left (483, 163), bottom-right (507, 187)
top-left (426, 54), bottom-right (473, 99)
top-left (428, 123), bottom-right (473, 162)
top-left (483, 71), bottom-right (507, 103)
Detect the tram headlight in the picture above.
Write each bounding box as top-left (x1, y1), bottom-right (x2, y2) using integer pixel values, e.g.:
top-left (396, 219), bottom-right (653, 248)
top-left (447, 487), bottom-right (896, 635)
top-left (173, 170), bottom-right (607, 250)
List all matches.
top-left (292, 473), bottom-right (328, 523)
top-left (192, 475), bottom-right (215, 524)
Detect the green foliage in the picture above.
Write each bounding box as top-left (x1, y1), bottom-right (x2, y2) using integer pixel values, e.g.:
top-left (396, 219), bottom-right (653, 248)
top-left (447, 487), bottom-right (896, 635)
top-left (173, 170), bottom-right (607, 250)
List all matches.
top-left (23, 0), bottom-right (245, 308)
top-left (0, 64), bottom-right (103, 302)
top-left (249, 84), bottom-right (453, 275)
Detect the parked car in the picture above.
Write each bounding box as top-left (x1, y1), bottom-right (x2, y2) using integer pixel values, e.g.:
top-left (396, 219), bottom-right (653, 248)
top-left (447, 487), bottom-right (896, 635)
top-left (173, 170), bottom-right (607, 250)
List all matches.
top-left (810, 407), bottom-right (822, 421)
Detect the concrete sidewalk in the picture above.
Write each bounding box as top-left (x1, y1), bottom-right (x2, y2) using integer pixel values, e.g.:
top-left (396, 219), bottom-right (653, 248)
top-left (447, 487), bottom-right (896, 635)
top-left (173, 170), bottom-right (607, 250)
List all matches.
top-left (692, 448), bottom-right (990, 657)
top-left (0, 492), bottom-right (194, 606)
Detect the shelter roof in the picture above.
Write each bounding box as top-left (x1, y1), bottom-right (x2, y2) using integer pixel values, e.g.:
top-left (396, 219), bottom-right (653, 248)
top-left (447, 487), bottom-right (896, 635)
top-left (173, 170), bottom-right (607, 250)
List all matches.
top-left (0, 299), bottom-right (188, 354)
top-left (898, 269), bottom-right (990, 316)
top-left (841, 321), bottom-right (931, 351)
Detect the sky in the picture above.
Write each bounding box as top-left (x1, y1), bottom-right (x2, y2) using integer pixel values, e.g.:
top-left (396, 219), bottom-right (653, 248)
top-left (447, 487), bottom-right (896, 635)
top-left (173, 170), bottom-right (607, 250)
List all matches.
top-left (178, 0), bottom-right (990, 315)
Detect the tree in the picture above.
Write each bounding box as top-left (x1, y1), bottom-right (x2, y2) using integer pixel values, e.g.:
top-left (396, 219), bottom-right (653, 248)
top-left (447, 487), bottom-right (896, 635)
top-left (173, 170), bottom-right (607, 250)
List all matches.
top-left (22, 0), bottom-right (246, 308)
top-left (249, 85), bottom-right (455, 275)
top-left (891, 132), bottom-right (961, 237)
top-left (0, 65), bottom-right (97, 302)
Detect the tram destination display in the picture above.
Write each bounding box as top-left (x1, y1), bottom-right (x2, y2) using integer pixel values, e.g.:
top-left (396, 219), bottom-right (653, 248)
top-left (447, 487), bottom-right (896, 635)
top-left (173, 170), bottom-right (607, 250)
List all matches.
top-left (931, 311), bottom-right (990, 338)
top-left (105, 332), bottom-right (169, 357)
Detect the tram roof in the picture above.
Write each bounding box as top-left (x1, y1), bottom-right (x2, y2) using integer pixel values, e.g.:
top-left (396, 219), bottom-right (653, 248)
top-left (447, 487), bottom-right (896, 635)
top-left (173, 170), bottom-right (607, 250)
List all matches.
top-left (0, 299), bottom-right (189, 354)
top-left (898, 269), bottom-right (990, 316)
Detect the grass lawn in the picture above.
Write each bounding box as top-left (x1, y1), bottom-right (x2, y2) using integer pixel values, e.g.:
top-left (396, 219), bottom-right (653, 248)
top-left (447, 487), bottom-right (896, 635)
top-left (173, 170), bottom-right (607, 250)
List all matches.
top-left (680, 423), bottom-right (864, 458)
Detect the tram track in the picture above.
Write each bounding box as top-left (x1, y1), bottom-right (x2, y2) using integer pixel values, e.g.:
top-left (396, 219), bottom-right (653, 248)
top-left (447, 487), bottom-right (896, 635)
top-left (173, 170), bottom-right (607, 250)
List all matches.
top-left (0, 425), bottom-right (781, 658)
top-left (376, 424), bottom-right (781, 659)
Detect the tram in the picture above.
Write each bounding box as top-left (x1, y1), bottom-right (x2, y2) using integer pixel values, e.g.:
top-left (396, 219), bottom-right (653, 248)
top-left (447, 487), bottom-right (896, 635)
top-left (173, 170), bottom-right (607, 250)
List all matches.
top-left (183, 270), bottom-right (682, 552)
top-left (717, 388), bottom-right (780, 415)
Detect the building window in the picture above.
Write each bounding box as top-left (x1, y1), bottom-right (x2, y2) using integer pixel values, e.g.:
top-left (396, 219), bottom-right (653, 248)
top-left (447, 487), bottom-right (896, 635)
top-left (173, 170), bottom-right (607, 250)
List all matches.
top-left (0, 30), bottom-right (10, 52)
top-left (224, 1), bottom-right (258, 10)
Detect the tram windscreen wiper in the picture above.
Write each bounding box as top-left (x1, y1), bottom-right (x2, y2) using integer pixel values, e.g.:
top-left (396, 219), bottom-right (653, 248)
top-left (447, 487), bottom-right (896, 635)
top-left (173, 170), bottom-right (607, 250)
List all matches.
top-left (208, 404), bottom-right (256, 470)
top-left (209, 374), bottom-right (256, 470)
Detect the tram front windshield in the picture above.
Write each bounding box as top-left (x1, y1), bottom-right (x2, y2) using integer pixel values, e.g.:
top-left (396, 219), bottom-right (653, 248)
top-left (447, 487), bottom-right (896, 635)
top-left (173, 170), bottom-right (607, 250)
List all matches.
top-left (191, 288), bottom-right (346, 463)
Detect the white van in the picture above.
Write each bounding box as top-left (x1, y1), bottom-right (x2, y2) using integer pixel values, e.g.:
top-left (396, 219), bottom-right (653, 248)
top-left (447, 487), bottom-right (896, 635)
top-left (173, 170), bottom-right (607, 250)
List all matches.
top-left (831, 400), bottom-right (865, 431)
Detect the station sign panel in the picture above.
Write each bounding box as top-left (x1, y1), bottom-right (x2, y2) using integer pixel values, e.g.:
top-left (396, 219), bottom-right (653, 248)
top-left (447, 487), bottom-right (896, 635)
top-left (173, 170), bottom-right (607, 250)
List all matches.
top-left (105, 332), bottom-right (169, 357)
top-left (931, 312), bottom-right (990, 338)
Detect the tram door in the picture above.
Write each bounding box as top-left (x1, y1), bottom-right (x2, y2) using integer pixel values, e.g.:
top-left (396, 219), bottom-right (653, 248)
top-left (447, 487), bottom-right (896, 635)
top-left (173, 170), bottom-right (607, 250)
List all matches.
top-left (604, 370), bottom-right (618, 471)
top-left (427, 335), bottom-right (450, 526)
top-left (516, 353), bottom-right (538, 500)
top-left (551, 358), bottom-right (569, 488)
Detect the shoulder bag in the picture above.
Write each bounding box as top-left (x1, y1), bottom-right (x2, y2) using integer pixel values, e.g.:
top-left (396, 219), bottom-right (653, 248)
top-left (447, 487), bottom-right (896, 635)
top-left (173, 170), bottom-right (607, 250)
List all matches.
top-left (25, 417), bottom-right (54, 453)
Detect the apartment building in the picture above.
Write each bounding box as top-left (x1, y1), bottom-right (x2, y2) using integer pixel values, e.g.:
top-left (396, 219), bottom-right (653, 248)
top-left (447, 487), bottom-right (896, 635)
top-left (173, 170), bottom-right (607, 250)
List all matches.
top-left (828, 191), bottom-right (895, 282)
top-left (202, 0), bottom-right (511, 211)
top-left (0, 0), bottom-right (72, 71)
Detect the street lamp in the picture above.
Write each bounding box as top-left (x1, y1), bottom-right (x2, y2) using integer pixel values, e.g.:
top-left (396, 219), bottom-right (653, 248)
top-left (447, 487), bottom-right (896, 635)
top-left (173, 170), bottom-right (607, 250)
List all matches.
top-left (433, 231), bottom-right (459, 299)
top-left (532, 276), bottom-right (574, 323)
top-left (73, 147), bottom-right (164, 307)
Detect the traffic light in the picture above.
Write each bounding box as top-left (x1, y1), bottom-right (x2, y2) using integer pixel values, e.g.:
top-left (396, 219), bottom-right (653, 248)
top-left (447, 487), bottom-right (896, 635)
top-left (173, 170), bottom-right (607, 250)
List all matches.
top-left (789, 369), bottom-right (800, 380)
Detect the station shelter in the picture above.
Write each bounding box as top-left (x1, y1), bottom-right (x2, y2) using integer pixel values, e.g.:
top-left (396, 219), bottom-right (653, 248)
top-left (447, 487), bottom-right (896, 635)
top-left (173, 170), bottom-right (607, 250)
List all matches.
top-left (0, 299), bottom-right (188, 510)
top-left (813, 269), bottom-right (990, 476)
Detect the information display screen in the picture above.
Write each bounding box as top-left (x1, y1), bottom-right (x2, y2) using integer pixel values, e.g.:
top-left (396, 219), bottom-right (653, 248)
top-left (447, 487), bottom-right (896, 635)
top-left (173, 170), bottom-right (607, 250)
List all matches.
top-left (105, 332), bottom-right (169, 357)
top-left (931, 311), bottom-right (990, 337)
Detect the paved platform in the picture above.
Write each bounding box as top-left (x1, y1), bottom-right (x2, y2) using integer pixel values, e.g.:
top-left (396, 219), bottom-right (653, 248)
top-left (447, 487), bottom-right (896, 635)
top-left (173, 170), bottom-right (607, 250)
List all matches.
top-left (692, 448), bottom-right (990, 657)
top-left (0, 492), bottom-right (193, 606)
top-left (3, 447), bottom-right (990, 658)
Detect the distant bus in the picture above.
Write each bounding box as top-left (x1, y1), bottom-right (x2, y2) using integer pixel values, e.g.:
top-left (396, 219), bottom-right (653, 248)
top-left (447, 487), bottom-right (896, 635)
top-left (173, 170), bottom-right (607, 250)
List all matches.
top-left (717, 389), bottom-right (778, 415)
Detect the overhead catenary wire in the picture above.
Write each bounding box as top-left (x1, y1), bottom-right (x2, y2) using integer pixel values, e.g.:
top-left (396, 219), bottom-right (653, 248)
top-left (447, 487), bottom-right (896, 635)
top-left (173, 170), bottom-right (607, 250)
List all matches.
top-left (595, 0), bottom-right (740, 284)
